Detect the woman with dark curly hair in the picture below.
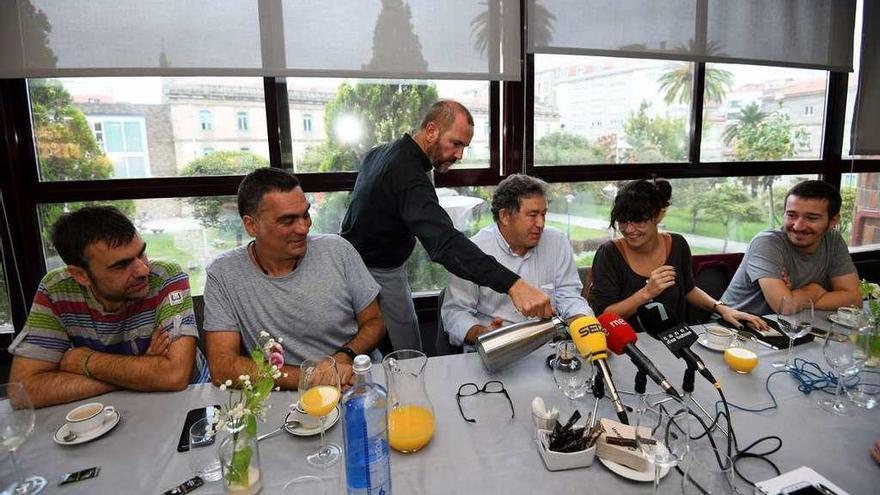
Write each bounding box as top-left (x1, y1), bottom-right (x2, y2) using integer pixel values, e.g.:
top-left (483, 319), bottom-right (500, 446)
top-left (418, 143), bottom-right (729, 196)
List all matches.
top-left (589, 179), bottom-right (764, 332)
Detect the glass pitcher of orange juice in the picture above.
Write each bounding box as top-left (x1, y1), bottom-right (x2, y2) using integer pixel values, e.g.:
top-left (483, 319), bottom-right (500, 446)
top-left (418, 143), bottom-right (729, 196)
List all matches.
top-left (382, 349), bottom-right (435, 453)
top-left (724, 333), bottom-right (759, 374)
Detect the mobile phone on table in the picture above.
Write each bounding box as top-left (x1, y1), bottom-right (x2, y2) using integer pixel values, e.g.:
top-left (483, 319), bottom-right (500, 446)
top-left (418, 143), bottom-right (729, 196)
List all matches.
top-left (163, 476), bottom-right (205, 495)
top-left (58, 466), bottom-right (100, 486)
top-left (177, 405), bottom-right (220, 453)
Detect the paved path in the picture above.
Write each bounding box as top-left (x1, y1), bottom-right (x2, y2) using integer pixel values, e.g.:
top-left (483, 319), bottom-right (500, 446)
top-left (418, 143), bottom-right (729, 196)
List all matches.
top-left (546, 212), bottom-right (750, 253)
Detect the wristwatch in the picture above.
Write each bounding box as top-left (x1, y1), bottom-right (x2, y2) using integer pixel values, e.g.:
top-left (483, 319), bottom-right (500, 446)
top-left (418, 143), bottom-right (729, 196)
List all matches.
top-left (712, 301), bottom-right (726, 312)
top-left (335, 346), bottom-right (358, 362)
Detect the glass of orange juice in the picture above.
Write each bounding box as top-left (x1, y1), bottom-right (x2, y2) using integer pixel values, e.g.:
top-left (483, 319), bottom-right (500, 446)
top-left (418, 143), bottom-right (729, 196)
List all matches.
top-left (383, 350), bottom-right (434, 453)
top-left (299, 356), bottom-right (342, 467)
top-left (724, 335), bottom-right (758, 374)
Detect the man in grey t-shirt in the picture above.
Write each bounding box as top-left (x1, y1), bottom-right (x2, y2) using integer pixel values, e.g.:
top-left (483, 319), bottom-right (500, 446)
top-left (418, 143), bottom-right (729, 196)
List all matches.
top-left (203, 168), bottom-right (384, 387)
top-left (722, 180), bottom-right (860, 316)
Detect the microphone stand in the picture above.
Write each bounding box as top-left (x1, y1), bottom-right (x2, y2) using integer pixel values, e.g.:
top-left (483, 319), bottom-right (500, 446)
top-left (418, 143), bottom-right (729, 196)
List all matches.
top-left (680, 362), bottom-right (728, 439)
top-left (634, 370), bottom-right (647, 395)
top-left (589, 364), bottom-right (604, 429)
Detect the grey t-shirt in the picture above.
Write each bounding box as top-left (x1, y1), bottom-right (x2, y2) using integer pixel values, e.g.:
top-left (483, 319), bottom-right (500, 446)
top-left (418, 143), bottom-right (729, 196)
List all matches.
top-left (203, 234), bottom-right (380, 364)
top-left (721, 229), bottom-right (856, 315)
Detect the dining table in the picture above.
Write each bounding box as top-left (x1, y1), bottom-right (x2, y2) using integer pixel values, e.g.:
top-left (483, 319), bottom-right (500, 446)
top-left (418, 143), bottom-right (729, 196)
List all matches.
top-left (2, 314), bottom-right (878, 494)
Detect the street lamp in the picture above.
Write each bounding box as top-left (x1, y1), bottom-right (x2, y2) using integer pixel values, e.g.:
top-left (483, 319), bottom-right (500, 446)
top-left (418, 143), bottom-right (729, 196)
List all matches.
top-left (565, 194), bottom-right (575, 240)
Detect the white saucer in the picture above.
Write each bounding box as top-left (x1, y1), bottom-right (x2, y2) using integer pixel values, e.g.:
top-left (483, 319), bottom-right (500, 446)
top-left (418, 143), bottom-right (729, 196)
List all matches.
top-left (827, 313), bottom-right (857, 328)
top-left (598, 456), bottom-right (671, 482)
top-left (696, 335), bottom-right (729, 352)
top-left (54, 410), bottom-right (121, 446)
top-left (285, 406), bottom-right (340, 437)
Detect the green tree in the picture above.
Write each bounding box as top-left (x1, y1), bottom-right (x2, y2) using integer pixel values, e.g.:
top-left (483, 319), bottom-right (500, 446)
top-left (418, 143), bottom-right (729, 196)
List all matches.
top-left (534, 131), bottom-right (605, 165)
top-left (721, 102), bottom-right (767, 145)
top-left (29, 80), bottom-right (134, 256)
top-left (299, 82), bottom-right (438, 173)
top-left (657, 41), bottom-right (733, 105)
top-left (694, 184), bottom-right (761, 252)
top-left (623, 101), bottom-right (687, 162)
top-left (471, 1), bottom-right (555, 54)
top-left (180, 151), bottom-right (268, 246)
top-left (362, 0), bottom-right (428, 72)
top-left (839, 186), bottom-right (856, 238)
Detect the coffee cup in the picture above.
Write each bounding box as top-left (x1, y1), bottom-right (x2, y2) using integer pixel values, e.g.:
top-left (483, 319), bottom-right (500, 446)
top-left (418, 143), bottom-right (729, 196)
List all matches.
top-left (836, 306), bottom-right (860, 327)
top-left (65, 402), bottom-right (116, 435)
top-left (291, 402), bottom-right (322, 429)
top-left (705, 325), bottom-right (733, 347)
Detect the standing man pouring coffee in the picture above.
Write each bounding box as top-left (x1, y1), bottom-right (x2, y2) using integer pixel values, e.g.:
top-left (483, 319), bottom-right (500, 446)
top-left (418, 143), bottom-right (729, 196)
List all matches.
top-left (341, 100), bottom-right (553, 351)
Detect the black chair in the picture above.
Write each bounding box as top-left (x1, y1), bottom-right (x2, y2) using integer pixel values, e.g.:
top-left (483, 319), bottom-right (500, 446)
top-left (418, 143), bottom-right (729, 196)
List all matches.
top-left (434, 288), bottom-right (463, 356)
top-left (687, 260), bottom-right (731, 324)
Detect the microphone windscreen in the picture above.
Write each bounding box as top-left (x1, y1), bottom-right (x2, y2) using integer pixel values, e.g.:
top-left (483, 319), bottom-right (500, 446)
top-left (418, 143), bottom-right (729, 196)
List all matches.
top-left (636, 302), bottom-right (675, 337)
top-left (598, 312), bottom-right (637, 355)
top-left (568, 315), bottom-right (607, 358)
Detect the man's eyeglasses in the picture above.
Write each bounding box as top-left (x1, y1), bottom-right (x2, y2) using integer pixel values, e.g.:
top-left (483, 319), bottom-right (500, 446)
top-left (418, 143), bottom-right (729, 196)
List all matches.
top-left (456, 381), bottom-right (514, 423)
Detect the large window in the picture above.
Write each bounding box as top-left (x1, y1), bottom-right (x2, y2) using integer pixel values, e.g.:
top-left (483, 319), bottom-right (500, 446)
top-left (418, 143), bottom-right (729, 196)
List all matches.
top-left (700, 64), bottom-right (826, 162)
top-left (533, 55), bottom-right (691, 165)
top-left (843, 173), bottom-right (880, 249)
top-left (285, 78), bottom-right (491, 173)
top-left (29, 77), bottom-right (270, 181)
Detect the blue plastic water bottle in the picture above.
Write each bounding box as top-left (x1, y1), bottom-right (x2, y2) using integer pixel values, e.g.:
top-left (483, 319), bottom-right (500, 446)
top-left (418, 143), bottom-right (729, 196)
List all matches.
top-left (342, 355), bottom-right (392, 495)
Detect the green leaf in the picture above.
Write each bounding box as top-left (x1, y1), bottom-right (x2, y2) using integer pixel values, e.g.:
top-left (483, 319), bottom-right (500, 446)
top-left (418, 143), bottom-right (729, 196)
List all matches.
top-left (245, 415), bottom-right (257, 436)
top-left (250, 348), bottom-right (265, 365)
top-left (230, 443), bottom-right (252, 486)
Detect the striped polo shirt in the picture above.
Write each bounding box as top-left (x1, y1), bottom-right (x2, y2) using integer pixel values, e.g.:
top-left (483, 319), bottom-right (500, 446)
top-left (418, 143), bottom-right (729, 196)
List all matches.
top-left (9, 260), bottom-right (210, 384)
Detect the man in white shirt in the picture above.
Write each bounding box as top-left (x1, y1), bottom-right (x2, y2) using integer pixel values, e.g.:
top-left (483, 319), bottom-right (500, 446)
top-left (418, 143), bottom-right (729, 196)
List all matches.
top-left (442, 174), bottom-right (593, 347)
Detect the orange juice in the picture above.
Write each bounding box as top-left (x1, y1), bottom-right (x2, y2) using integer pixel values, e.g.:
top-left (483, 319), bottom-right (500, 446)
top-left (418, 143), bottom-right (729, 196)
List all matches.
top-left (387, 405), bottom-right (434, 453)
top-left (300, 385), bottom-right (340, 416)
top-left (724, 347), bottom-right (758, 374)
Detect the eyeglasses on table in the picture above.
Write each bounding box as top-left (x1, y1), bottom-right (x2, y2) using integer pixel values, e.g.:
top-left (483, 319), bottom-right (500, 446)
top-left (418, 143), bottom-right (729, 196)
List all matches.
top-left (455, 380), bottom-right (515, 423)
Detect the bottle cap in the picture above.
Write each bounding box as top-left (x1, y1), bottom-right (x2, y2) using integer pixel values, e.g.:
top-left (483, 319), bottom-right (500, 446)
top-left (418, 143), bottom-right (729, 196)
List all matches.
top-left (353, 355), bottom-right (372, 373)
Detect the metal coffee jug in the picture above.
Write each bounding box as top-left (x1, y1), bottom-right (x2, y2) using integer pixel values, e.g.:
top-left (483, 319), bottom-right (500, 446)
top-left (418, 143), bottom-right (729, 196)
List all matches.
top-left (382, 350), bottom-right (434, 453)
top-left (476, 316), bottom-right (568, 371)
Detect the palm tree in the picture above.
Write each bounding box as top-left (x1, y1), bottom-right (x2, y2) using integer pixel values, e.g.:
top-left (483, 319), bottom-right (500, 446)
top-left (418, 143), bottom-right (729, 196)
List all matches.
top-left (721, 102), bottom-right (767, 145)
top-left (656, 41), bottom-right (733, 105)
top-left (471, 1), bottom-right (555, 55)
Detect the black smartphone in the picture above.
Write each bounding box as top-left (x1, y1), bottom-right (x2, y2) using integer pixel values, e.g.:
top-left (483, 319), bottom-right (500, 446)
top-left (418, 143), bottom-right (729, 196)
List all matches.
top-left (177, 406), bottom-right (220, 453)
top-left (163, 476), bottom-right (205, 495)
top-left (58, 466), bottom-right (100, 486)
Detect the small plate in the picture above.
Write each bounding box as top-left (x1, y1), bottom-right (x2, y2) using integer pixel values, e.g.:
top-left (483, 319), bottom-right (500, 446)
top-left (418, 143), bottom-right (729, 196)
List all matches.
top-left (285, 406), bottom-right (340, 437)
top-left (827, 313), bottom-right (857, 328)
top-left (54, 410), bottom-right (121, 446)
top-left (696, 335), bottom-right (729, 352)
top-left (598, 455), bottom-right (671, 482)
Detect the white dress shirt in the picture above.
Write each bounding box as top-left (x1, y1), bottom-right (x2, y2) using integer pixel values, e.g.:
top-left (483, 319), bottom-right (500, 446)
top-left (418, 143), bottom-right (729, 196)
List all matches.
top-left (442, 224), bottom-right (593, 347)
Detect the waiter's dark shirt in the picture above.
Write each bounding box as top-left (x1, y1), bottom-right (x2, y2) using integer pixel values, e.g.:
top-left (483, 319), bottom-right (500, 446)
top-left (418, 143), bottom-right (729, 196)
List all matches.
top-left (340, 134), bottom-right (519, 294)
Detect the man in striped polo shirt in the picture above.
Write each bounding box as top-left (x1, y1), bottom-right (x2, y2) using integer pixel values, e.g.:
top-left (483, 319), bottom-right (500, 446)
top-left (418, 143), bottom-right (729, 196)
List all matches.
top-left (9, 206), bottom-right (209, 408)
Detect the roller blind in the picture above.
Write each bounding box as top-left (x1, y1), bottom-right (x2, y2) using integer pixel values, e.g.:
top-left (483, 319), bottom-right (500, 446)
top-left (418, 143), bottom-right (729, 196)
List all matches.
top-left (0, 0), bottom-right (521, 80)
top-left (852, 0), bottom-right (880, 155)
top-left (528, 0), bottom-right (855, 72)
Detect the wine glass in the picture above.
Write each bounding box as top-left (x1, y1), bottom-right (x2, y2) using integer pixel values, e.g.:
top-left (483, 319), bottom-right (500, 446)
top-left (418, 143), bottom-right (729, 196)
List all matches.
top-left (818, 323), bottom-right (868, 416)
top-left (635, 394), bottom-right (690, 495)
top-left (0, 383), bottom-right (47, 495)
top-left (298, 356), bottom-right (342, 467)
top-left (552, 341), bottom-right (593, 417)
top-left (773, 296), bottom-right (814, 369)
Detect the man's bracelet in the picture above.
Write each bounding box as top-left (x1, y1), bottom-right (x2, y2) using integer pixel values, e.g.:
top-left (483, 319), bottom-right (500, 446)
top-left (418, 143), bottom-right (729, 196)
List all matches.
top-left (83, 351), bottom-right (96, 380)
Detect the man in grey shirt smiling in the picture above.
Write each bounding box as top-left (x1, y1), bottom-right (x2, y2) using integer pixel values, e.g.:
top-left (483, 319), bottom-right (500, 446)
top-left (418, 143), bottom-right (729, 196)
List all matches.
top-left (722, 180), bottom-right (860, 316)
top-left (203, 168), bottom-right (384, 387)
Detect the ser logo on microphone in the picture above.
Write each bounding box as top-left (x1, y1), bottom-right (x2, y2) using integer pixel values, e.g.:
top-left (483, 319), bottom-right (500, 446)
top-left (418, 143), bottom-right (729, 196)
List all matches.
top-left (573, 319), bottom-right (603, 338)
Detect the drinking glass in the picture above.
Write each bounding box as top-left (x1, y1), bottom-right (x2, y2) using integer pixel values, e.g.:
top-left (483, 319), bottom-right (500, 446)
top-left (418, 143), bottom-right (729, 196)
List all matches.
top-left (682, 446), bottom-right (735, 494)
top-left (0, 383), bottom-right (46, 495)
top-left (188, 417), bottom-right (222, 482)
top-left (635, 394), bottom-right (690, 495)
top-left (818, 324), bottom-right (868, 416)
top-left (774, 296), bottom-right (814, 369)
top-left (299, 356), bottom-right (342, 467)
top-left (552, 341), bottom-right (593, 416)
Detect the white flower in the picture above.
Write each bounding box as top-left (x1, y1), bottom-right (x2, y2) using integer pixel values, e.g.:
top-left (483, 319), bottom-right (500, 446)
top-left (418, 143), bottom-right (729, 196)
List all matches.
top-left (219, 384), bottom-right (227, 391)
top-left (260, 330), bottom-right (270, 338)
top-left (275, 386), bottom-right (281, 391)
top-left (283, 372), bottom-right (289, 378)
top-left (224, 379), bottom-right (233, 387)
top-left (277, 337), bottom-right (283, 343)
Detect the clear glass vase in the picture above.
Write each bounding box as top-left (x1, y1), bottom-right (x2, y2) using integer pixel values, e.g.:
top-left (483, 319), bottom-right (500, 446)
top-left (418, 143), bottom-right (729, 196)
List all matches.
top-left (219, 424), bottom-right (262, 494)
top-left (862, 317), bottom-right (880, 368)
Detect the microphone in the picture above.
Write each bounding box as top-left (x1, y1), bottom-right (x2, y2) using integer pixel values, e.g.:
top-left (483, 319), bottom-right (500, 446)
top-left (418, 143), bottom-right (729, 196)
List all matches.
top-left (657, 323), bottom-right (720, 388)
top-left (636, 301), bottom-right (676, 337)
top-left (568, 316), bottom-right (629, 424)
top-left (597, 312), bottom-right (682, 400)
